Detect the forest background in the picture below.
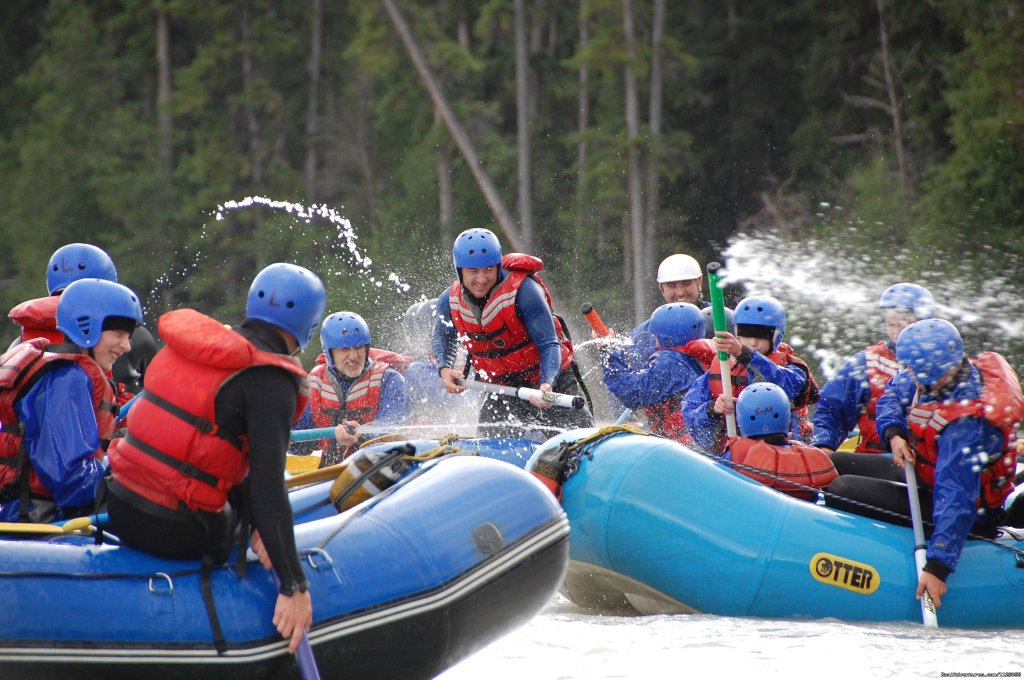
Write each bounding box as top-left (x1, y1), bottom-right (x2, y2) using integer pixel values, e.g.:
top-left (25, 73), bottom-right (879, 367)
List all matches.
top-left (1, 0), bottom-right (1022, 378)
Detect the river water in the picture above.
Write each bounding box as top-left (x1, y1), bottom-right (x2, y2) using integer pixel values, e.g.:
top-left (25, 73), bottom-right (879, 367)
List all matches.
top-left (437, 593), bottom-right (1024, 680)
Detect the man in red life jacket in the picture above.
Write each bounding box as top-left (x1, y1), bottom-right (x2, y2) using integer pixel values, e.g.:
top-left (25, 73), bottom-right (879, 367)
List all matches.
top-left (825, 319), bottom-right (1023, 609)
top-left (813, 283), bottom-right (936, 454)
top-left (432, 228), bottom-right (594, 438)
top-left (0, 278), bottom-right (142, 522)
top-left (8, 242), bottom-right (158, 396)
top-left (291, 311), bottom-right (410, 467)
top-left (106, 263), bottom-right (326, 655)
top-left (682, 295), bottom-right (818, 453)
top-left (600, 303), bottom-right (710, 443)
top-left (725, 382), bottom-right (836, 500)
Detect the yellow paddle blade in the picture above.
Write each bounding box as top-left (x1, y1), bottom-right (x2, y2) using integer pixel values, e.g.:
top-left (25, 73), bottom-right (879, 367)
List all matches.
top-left (286, 461), bottom-right (349, 489)
top-left (0, 515), bottom-right (95, 535)
top-left (836, 436), bottom-right (859, 453)
top-left (286, 453), bottom-right (322, 475)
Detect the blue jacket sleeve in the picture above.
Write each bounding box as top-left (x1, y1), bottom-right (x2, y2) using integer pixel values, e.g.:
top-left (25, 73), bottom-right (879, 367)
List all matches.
top-left (16, 364), bottom-right (106, 511)
top-left (926, 417), bottom-right (1004, 574)
top-left (626, 319), bottom-right (657, 369)
top-left (745, 351), bottom-right (808, 400)
top-left (603, 349), bottom-right (703, 409)
top-left (431, 292), bottom-right (459, 371)
top-left (875, 371), bottom-right (916, 440)
top-left (682, 373), bottom-right (723, 452)
top-left (515, 277), bottom-right (563, 386)
top-left (376, 368), bottom-right (410, 423)
top-left (811, 351), bottom-right (870, 450)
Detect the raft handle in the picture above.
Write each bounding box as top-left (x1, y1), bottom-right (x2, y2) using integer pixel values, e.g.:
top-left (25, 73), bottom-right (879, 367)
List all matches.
top-left (1016, 554), bottom-right (1024, 569)
top-left (306, 548), bottom-right (333, 571)
top-left (149, 572), bottom-right (174, 595)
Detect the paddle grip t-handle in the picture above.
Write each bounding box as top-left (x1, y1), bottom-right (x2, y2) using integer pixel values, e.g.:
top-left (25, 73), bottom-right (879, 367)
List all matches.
top-left (580, 303), bottom-right (610, 337)
top-left (707, 262), bottom-right (737, 437)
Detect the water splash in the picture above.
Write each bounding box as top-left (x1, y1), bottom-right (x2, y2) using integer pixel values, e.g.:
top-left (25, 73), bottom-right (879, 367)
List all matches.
top-left (718, 231), bottom-right (1024, 379)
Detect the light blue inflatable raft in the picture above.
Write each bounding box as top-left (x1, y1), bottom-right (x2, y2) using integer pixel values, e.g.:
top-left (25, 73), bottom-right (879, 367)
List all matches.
top-left (537, 429), bottom-right (1024, 628)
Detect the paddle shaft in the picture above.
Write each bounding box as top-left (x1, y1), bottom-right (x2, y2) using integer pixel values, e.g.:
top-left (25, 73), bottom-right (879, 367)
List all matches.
top-left (580, 303), bottom-right (610, 337)
top-left (456, 378), bottom-right (585, 409)
top-left (903, 459), bottom-right (938, 627)
top-left (268, 572), bottom-right (321, 679)
top-left (707, 262), bottom-right (737, 437)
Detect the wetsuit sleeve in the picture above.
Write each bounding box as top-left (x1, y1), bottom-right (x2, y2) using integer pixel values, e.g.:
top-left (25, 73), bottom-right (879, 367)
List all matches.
top-left (924, 417), bottom-right (1004, 579)
top-left (682, 372), bottom-right (724, 452)
top-left (432, 292), bottom-right (459, 371)
top-left (515, 277), bottom-right (562, 386)
top-left (16, 365), bottom-right (106, 511)
top-left (875, 372), bottom-right (915, 442)
top-left (226, 367), bottom-right (306, 592)
top-left (603, 350), bottom-right (702, 409)
top-left (376, 369), bottom-right (410, 423)
top-left (744, 352), bottom-right (808, 400)
top-left (811, 352), bottom-right (870, 449)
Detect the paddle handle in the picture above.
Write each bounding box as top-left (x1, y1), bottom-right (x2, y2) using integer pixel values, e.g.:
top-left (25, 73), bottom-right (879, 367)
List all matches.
top-left (903, 459), bottom-right (938, 627)
top-left (707, 262), bottom-right (737, 437)
top-left (456, 378), bottom-right (584, 409)
top-left (580, 303), bottom-right (610, 337)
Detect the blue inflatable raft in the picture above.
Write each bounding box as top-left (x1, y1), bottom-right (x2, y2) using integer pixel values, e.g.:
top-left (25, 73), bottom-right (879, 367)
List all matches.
top-left (539, 429), bottom-right (1024, 628)
top-left (0, 451), bottom-right (569, 679)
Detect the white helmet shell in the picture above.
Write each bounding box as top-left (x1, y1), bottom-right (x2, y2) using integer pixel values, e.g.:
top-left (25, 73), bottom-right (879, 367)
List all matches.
top-left (656, 254), bottom-right (702, 283)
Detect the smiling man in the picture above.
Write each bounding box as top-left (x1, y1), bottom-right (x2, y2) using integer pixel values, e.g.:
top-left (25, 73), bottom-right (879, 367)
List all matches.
top-left (432, 228), bottom-right (593, 438)
top-left (0, 278), bottom-right (143, 522)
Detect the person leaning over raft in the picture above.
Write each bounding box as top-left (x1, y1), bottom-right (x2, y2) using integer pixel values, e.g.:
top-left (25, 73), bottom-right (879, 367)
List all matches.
top-left (0, 278), bottom-right (142, 523)
top-left (824, 319), bottom-right (1023, 609)
top-left (106, 263), bottom-right (326, 654)
top-left (432, 228), bottom-right (594, 437)
top-left (812, 283), bottom-right (937, 454)
top-left (291, 311), bottom-right (410, 467)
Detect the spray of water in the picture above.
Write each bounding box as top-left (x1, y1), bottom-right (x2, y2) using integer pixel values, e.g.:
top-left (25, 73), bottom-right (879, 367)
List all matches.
top-left (719, 231), bottom-right (1024, 380)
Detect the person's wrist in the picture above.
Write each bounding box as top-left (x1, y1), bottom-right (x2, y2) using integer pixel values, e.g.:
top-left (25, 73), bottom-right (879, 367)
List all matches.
top-left (279, 579), bottom-right (309, 596)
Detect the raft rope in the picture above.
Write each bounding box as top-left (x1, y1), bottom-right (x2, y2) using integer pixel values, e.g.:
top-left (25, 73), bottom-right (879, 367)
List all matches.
top-left (557, 427), bottom-right (1024, 561)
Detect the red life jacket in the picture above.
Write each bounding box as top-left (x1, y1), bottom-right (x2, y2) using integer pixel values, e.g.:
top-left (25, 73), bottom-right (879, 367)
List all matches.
top-left (107, 309), bottom-right (308, 513)
top-left (727, 436), bottom-right (837, 501)
top-left (907, 352), bottom-right (1024, 512)
top-left (854, 341), bottom-right (901, 453)
top-left (708, 342), bottom-right (818, 442)
top-left (641, 339), bottom-right (716, 443)
top-left (8, 295), bottom-right (64, 344)
top-left (448, 253), bottom-right (573, 386)
top-left (307, 354), bottom-right (389, 457)
top-left (0, 338), bottom-right (116, 503)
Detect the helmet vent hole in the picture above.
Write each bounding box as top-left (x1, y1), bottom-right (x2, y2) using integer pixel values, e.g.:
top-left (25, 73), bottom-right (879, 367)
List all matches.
top-left (286, 301), bottom-right (295, 309)
top-left (77, 263), bottom-right (87, 271)
top-left (257, 291), bottom-right (265, 299)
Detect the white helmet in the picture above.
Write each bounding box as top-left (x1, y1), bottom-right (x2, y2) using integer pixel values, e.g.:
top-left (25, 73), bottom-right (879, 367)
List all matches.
top-left (656, 254), bottom-right (702, 283)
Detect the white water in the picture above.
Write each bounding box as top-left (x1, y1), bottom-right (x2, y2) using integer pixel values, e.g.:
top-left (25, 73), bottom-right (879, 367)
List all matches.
top-left (438, 594), bottom-right (1024, 680)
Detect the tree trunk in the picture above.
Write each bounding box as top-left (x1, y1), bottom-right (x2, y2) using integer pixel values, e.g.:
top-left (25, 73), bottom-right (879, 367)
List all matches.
top-left (436, 108), bottom-right (454, 246)
top-left (156, 5), bottom-right (172, 186)
top-left (305, 0), bottom-right (323, 204)
top-left (380, 0), bottom-right (525, 253)
top-left (514, 0), bottom-right (534, 247)
top-left (623, 0), bottom-right (646, 324)
top-left (644, 0), bottom-right (665, 271)
top-left (240, 3), bottom-right (265, 276)
top-left (875, 0), bottom-right (909, 193)
top-left (355, 73), bottom-right (378, 238)
top-left (573, 0), bottom-right (590, 297)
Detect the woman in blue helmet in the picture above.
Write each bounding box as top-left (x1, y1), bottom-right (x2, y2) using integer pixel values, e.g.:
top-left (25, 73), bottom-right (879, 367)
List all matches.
top-left (824, 318), bottom-right (1023, 609)
top-left (600, 302), bottom-right (711, 442)
top-left (682, 294), bottom-right (818, 454)
top-left (107, 263), bottom-right (326, 655)
top-left (291, 311), bottom-right (410, 467)
top-left (812, 283), bottom-right (936, 454)
top-left (723, 383), bottom-right (836, 500)
top-left (432, 228), bottom-right (593, 437)
top-left (0, 278), bottom-right (142, 523)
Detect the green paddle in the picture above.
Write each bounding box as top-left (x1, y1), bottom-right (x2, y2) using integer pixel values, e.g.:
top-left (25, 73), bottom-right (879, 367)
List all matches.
top-left (707, 262), bottom-right (737, 437)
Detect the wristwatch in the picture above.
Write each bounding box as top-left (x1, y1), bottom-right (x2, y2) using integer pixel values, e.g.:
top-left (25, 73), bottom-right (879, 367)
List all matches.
top-left (279, 579), bottom-right (309, 596)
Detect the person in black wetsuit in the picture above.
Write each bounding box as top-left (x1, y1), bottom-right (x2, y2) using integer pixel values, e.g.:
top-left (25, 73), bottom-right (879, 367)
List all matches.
top-left (106, 263), bottom-right (326, 654)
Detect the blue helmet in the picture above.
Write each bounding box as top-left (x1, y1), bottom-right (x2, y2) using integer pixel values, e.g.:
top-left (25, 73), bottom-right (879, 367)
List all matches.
top-left (321, 312), bottom-right (371, 370)
top-left (736, 382), bottom-right (791, 438)
top-left (56, 278), bottom-right (143, 349)
top-left (895, 318), bottom-right (964, 386)
top-left (734, 295), bottom-right (787, 350)
top-left (701, 305), bottom-right (735, 340)
top-left (878, 283), bottom-right (935, 320)
top-left (47, 243), bottom-right (118, 295)
top-left (649, 303), bottom-right (705, 349)
top-left (452, 228), bottom-right (502, 274)
top-left (246, 263), bottom-right (326, 352)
